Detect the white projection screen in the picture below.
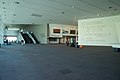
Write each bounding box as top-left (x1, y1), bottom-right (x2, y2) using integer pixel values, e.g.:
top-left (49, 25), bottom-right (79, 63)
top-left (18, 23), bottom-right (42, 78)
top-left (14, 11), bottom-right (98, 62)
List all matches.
top-left (78, 15), bottom-right (120, 46)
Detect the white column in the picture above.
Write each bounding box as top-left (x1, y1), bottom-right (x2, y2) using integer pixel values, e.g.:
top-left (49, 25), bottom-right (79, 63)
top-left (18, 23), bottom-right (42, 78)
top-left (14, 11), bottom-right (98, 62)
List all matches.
top-left (0, 23), bottom-right (5, 44)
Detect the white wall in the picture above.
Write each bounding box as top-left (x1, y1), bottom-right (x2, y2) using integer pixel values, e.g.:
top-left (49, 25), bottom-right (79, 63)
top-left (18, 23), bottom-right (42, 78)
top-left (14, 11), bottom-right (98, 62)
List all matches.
top-left (4, 30), bottom-right (18, 36)
top-left (116, 22), bottom-right (120, 43)
top-left (78, 15), bottom-right (120, 46)
top-left (23, 24), bottom-right (48, 44)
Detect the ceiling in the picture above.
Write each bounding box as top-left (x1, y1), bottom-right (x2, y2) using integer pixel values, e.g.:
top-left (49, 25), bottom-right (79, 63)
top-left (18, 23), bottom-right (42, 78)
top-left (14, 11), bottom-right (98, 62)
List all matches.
top-left (0, 0), bottom-right (120, 25)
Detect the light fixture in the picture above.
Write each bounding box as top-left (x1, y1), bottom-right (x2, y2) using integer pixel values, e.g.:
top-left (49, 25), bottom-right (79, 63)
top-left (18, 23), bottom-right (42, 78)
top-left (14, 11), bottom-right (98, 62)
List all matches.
top-left (109, 11), bottom-right (112, 14)
top-left (3, 7), bottom-right (6, 9)
top-left (13, 14), bottom-right (16, 16)
top-left (109, 6), bottom-right (112, 9)
top-left (31, 14), bottom-right (42, 17)
top-left (72, 5), bottom-right (75, 8)
top-left (62, 11), bottom-right (65, 14)
top-left (15, 2), bottom-right (20, 4)
top-left (85, 16), bottom-right (88, 19)
top-left (97, 14), bottom-right (100, 16)
top-left (2, 2), bottom-right (5, 4)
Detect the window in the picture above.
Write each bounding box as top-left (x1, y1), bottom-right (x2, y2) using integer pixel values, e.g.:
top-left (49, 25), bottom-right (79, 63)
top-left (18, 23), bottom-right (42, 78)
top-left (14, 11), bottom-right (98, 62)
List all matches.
top-left (49, 38), bottom-right (57, 41)
top-left (70, 30), bottom-right (76, 34)
top-left (53, 29), bottom-right (60, 33)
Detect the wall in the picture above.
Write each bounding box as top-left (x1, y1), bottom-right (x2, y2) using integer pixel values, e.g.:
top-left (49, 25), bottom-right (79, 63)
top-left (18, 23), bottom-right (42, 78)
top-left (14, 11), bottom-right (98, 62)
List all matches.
top-left (49, 24), bottom-right (77, 43)
top-left (0, 24), bottom-right (19, 44)
top-left (23, 24), bottom-right (48, 44)
top-left (78, 15), bottom-right (120, 46)
top-left (4, 30), bottom-right (18, 36)
top-left (116, 22), bottom-right (120, 43)
top-left (49, 24), bottom-right (77, 37)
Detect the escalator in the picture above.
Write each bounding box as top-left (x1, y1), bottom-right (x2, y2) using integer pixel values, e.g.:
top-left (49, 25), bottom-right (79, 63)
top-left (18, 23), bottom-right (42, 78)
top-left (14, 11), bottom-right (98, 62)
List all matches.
top-left (21, 32), bottom-right (34, 44)
top-left (30, 33), bottom-right (39, 44)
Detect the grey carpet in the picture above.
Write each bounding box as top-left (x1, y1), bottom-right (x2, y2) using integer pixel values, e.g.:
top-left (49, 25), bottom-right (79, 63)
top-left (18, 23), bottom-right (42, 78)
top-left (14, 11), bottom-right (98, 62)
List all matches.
top-left (0, 44), bottom-right (120, 80)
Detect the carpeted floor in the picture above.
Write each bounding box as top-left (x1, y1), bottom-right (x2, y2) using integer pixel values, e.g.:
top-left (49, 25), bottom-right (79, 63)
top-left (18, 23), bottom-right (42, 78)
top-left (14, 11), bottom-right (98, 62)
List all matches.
top-left (0, 44), bottom-right (120, 80)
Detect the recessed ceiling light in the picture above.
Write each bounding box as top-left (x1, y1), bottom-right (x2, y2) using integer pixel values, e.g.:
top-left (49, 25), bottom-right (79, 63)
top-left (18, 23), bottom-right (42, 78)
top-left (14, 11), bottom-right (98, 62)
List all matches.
top-left (97, 14), bottom-right (100, 16)
top-left (109, 11), bottom-right (112, 14)
top-left (62, 11), bottom-right (65, 14)
top-left (3, 7), bottom-right (6, 9)
top-left (72, 6), bottom-right (75, 8)
top-left (31, 14), bottom-right (42, 17)
top-left (109, 6), bottom-right (112, 9)
top-left (85, 16), bottom-right (88, 19)
top-left (2, 2), bottom-right (5, 4)
top-left (13, 14), bottom-right (16, 16)
top-left (15, 2), bottom-right (20, 4)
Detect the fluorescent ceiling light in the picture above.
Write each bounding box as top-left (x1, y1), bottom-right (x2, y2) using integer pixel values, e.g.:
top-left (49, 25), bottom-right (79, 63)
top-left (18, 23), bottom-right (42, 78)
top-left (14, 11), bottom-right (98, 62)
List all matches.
top-left (8, 28), bottom-right (19, 30)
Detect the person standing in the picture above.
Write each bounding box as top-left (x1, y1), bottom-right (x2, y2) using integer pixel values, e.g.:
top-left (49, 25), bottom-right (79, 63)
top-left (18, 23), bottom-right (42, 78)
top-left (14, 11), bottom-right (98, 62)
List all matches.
top-left (66, 38), bottom-right (69, 46)
top-left (21, 40), bottom-right (24, 45)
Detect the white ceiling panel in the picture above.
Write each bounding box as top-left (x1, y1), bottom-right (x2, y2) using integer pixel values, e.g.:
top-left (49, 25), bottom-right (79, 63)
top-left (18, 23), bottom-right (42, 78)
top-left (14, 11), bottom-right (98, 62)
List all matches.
top-left (0, 0), bottom-right (120, 25)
